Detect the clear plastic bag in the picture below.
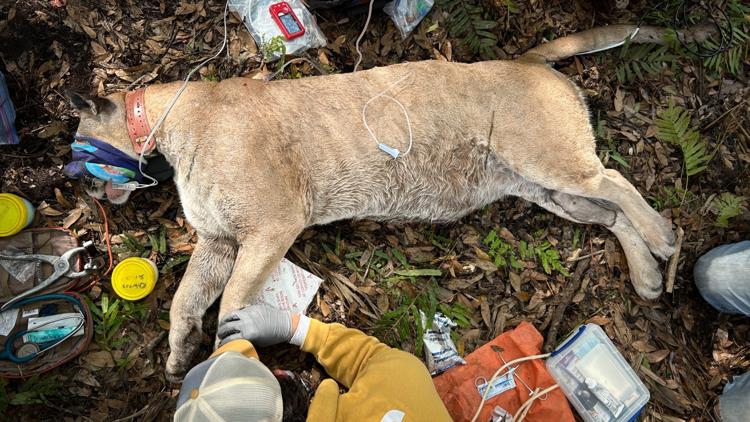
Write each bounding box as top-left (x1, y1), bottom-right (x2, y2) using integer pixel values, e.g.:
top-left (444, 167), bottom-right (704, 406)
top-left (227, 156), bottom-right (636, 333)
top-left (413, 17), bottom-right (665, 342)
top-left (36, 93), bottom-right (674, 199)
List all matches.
top-left (384, 0), bottom-right (434, 38)
top-left (0, 247), bottom-right (38, 285)
top-left (229, 0), bottom-right (327, 58)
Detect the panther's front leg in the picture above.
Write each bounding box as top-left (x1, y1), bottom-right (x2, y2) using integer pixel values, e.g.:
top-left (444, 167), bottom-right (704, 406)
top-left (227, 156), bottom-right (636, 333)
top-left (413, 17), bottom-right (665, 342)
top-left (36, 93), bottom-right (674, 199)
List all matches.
top-left (165, 235), bottom-right (238, 382)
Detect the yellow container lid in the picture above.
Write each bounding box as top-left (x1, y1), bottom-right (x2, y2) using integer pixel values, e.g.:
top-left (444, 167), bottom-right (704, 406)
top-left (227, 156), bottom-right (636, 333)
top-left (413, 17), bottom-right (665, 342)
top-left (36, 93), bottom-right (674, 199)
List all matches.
top-left (0, 193), bottom-right (32, 237)
top-left (112, 257), bottom-right (158, 301)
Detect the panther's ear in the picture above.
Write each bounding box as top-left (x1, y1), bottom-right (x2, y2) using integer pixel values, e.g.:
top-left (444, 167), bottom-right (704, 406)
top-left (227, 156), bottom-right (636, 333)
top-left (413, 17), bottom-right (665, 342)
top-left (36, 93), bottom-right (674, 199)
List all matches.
top-left (66, 91), bottom-right (114, 116)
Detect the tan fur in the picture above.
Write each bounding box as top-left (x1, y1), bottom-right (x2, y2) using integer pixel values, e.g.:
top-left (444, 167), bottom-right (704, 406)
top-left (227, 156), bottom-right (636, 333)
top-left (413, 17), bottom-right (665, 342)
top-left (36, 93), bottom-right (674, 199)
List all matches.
top-left (72, 24), bottom-right (681, 381)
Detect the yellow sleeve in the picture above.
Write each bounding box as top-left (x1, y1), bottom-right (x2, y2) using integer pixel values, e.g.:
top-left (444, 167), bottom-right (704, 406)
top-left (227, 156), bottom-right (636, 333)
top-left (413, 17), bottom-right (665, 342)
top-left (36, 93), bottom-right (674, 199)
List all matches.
top-left (301, 320), bottom-right (453, 421)
top-left (210, 339), bottom-right (259, 360)
top-left (306, 379), bottom-right (339, 422)
top-left (300, 319), bottom-right (392, 388)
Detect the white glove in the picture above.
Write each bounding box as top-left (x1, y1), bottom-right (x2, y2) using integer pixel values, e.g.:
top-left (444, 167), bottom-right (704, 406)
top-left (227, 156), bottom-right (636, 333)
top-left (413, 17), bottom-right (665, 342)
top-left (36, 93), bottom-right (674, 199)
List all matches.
top-left (217, 304), bottom-right (293, 347)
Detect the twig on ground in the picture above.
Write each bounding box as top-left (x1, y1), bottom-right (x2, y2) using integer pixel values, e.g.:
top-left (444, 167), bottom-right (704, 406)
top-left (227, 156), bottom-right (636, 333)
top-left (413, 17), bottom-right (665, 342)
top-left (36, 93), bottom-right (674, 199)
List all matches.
top-left (568, 250), bottom-right (605, 262)
top-left (666, 226), bottom-right (685, 294)
top-left (544, 258), bottom-right (590, 353)
top-left (144, 331), bottom-right (168, 362)
top-left (113, 389), bottom-right (168, 422)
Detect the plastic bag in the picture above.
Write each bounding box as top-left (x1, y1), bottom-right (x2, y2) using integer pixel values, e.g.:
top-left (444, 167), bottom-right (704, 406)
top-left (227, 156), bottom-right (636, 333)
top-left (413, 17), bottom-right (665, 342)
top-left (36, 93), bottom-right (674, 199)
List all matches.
top-left (0, 247), bottom-right (37, 285)
top-left (432, 322), bottom-right (575, 422)
top-left (384, 0), bottom-right (434, 38)
top-left (229, 0), bottom-right (327, 58)
top-left (421, 311), bottom-right (465, 375)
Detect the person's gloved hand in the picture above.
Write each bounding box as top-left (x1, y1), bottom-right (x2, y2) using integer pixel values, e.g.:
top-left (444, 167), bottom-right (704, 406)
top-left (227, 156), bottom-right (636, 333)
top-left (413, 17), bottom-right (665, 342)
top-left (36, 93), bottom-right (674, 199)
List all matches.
top-left (217, 304), bottom-right (293, 347)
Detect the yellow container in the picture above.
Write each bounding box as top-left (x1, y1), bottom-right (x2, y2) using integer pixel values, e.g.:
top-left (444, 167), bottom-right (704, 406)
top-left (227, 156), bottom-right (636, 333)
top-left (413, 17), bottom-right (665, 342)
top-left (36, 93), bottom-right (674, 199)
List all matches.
top-left (0, 193), bottom-right (35, 237)
top-left (112, 257), bottom-right (158, 300)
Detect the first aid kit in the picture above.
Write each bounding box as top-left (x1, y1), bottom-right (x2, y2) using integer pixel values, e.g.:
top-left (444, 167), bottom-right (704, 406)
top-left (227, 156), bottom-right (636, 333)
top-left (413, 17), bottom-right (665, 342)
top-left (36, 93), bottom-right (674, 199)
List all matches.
top-left (546, 324), bottom-right (650, 422)
top-left (0, 229), bottom-right (97, 377)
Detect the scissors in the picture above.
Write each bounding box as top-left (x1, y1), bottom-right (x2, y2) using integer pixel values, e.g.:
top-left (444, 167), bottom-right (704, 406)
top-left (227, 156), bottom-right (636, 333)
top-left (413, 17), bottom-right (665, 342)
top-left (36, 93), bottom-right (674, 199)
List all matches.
top-left (0, 293), bottom-right (85, 364)
top-left (0, 242), bottom-right (99, 311)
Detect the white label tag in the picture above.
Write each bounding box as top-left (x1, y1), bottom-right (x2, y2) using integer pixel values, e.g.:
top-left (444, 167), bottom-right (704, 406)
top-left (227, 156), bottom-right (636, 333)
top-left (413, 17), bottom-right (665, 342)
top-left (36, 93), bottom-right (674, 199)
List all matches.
top-left (0, 309), bottom-right (18, 336)
top-left (477, 371), bottom-right (517, 400)
top-left (22, 308), bottom-right (39, 318)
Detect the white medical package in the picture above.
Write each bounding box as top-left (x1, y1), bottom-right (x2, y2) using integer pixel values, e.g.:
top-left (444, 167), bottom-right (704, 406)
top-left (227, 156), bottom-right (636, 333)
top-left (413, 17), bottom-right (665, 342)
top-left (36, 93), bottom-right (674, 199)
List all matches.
top-left (421, 311), bottom-right (466, 375)
top-left (247, 258), bottom-right (323, 314)
top-left (546, 324), bottom-right (650, 422)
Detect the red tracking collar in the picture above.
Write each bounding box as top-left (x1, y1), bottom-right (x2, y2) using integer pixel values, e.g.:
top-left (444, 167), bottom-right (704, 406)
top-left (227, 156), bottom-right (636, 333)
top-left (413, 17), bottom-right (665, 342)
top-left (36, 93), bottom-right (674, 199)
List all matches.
top-left (125, 88), bottom-right (156, 155)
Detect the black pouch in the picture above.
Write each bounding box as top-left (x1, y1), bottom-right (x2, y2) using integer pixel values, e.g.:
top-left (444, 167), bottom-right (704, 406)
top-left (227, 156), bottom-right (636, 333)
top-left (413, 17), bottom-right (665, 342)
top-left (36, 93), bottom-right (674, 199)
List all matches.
top-left (0, 229), bottom-right (94, 378)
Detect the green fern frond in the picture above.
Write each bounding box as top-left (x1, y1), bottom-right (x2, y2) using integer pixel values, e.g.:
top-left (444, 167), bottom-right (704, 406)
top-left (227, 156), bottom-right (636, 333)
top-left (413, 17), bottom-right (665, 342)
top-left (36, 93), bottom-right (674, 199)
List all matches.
top-left (711, 193), bottom-right (747, 228)
top-left (616, 43), bottom-right (676, 83)
top-left (655, 101), bottom-right (712, 177)
top-left (701, 0), bottom-right (750, 75)
top-left (439, 0), bottom-right (498, 58)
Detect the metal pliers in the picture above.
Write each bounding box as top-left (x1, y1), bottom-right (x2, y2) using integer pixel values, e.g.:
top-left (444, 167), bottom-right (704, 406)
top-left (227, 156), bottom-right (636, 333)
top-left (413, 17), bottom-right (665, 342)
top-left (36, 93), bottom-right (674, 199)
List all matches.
top-left (0, 242), bottom-right (99, 311)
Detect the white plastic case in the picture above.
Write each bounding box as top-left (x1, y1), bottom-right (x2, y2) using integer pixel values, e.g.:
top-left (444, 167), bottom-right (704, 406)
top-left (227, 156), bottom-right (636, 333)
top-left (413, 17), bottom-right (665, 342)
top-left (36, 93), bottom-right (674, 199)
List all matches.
top-left (546, 324), bottom-right (650, 422)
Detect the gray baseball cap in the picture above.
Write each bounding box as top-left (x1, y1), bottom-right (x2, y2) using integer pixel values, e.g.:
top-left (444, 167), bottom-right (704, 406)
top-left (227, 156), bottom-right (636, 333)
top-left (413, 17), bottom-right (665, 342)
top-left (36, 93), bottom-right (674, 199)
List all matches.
top-left (175, 351), bottom-right (283, 422)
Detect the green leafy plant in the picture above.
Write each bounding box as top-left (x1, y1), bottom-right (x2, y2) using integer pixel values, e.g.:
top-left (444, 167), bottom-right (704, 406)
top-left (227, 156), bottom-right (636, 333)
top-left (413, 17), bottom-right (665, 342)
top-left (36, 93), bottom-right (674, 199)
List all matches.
top-left (655, 100), bottom-right (713, 178)
top-left (595, 114), bottom-right (630, 168)
top-left (438, 302), bottom-right (472, 329)
top-left (85, 293), bottom-right (148, 351)
top-left (438, 0), bottom-right (498, 58)
top-left (0, 375), bottom-right (61, 412)
top-left (648, 187), bottom-right (696, 211)
top-left (484, 230), bottom-right (569, 276)
top-left (533, 241), bottom-right (570, 276)
top-left (261, 35), bottom-right (286, 69)
top-left (118, 226), bottom-right (168, 258)
top-left (711, 193), bottom-right (747, 228)
top-left (483, 229), bottom-right (522, 270)
top-left (375, 282), bottom-right (438, 355)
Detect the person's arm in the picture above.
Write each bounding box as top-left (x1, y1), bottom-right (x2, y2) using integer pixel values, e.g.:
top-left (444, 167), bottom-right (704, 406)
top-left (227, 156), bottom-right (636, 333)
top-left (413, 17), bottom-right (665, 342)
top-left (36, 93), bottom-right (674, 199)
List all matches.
top-left (292, 316), bottom-right (399, 388)
top-left (217, 305), bottom-right (413, 388)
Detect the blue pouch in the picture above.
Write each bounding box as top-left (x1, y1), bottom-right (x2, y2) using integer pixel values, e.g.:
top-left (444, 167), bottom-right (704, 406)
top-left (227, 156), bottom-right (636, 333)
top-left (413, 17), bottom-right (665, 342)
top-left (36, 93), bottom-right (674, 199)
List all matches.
top-left (0, 71), bottom-right (20, 145)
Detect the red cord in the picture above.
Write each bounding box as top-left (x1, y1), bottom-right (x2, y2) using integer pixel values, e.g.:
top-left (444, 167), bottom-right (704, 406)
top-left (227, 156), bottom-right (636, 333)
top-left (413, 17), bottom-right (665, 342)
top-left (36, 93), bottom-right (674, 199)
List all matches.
top-left (75, 198), bottom-right (113, 291)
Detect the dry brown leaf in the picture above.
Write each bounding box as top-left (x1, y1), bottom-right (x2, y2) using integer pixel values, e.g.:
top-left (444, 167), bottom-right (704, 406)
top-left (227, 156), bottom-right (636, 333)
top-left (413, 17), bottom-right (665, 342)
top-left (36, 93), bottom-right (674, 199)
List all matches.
top-left (647, 349), bottom-right (670, 363)
top-left (632, 340), bottom-right (657, 353)
top-left (37, 201), bottom-right (63, 216)
top-left (63, 208), bottom-right (83, 229)
top-left (509, 271), bottom-right (522, 292)
top-left (587, 314), bottom-right (610, 326)
top-left (82, 351), bottom-right (115, 368)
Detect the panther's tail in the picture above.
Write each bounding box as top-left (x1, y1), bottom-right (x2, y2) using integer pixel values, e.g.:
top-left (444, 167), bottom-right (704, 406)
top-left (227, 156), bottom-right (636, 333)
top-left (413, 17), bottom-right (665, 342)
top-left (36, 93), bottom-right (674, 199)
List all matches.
top-left (520, 23), bottom-right (715, 63)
